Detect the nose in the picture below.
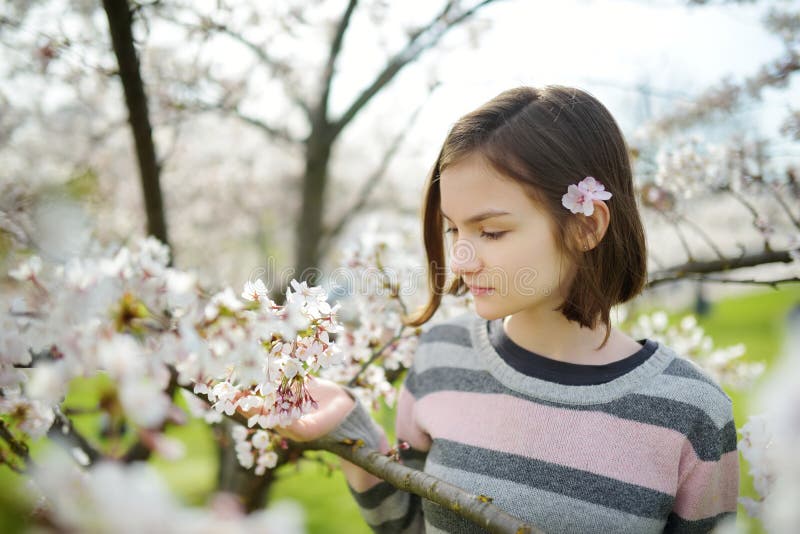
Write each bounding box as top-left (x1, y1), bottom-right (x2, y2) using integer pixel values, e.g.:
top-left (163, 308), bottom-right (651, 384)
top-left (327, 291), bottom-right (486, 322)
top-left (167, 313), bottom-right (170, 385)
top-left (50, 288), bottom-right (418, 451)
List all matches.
top-left (449, 239), bottom-right (482, 276)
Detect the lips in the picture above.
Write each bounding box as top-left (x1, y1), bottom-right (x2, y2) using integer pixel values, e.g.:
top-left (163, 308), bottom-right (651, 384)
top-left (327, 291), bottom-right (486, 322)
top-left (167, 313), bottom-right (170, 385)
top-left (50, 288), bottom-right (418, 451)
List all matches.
top-left (466, 284), bottom-right (494, 296)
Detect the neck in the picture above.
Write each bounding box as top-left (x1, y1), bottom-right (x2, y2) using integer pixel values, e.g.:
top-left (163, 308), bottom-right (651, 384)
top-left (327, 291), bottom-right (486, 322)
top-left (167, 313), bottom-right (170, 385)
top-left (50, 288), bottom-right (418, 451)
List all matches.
top-left (503, 309), bottom-right (639, 365)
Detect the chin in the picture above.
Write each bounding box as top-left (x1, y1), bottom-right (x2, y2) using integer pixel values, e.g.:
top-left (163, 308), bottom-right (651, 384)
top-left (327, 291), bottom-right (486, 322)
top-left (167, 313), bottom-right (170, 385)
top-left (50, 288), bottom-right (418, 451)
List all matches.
top-left (472, 302), bottom-right (507, 321)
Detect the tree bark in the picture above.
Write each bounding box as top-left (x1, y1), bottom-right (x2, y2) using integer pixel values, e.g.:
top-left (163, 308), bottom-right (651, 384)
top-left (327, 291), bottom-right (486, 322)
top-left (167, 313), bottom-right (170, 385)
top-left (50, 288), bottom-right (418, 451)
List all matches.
top-left (102, 0), bottom-right (170, 250)
top-left (295, 127), bottom-right (334, 283)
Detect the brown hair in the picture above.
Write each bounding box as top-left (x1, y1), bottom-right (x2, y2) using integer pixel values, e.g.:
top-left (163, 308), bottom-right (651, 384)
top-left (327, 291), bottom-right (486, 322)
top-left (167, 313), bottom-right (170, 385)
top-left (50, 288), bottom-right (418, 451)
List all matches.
top-left (405, 86), bottom-right (647, 344)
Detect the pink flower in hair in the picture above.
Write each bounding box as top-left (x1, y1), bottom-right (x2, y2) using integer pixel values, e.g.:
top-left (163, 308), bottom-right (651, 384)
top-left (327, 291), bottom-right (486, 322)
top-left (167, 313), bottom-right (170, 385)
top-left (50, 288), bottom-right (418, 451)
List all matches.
top-left (561, 176), bottom-right (612, 216)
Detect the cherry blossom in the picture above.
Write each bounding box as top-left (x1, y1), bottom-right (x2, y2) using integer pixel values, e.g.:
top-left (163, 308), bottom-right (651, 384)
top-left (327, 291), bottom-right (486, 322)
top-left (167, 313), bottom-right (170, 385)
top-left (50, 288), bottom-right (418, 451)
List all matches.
top-left (561, 176), bottom-right (612, 216)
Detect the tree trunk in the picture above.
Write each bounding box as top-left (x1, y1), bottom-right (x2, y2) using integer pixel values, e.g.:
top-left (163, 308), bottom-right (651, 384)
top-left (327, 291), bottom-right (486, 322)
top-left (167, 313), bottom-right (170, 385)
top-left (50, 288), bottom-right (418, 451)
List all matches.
top-left (214, 419), bottom-right (276, 512)
top-left (102, 0), bottom-right (170, 251)
top-left (294, 127), bottom-right (334, 283)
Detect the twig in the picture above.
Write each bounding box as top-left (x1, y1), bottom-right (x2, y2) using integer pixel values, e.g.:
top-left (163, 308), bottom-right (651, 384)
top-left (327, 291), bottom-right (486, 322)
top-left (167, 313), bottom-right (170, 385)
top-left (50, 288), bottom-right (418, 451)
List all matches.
top-left (347, 330), bottom-right (407, 388)
top-left (673, 212), bottom-right (726, 261)
top-left (47, 409), bottom-right (103, 466)
top-left (651, 207), bottom-right (694, 262)
top-left (726, 187), bottom-right (772, 251)
top-left (765, 181), bottom-right (800, 231)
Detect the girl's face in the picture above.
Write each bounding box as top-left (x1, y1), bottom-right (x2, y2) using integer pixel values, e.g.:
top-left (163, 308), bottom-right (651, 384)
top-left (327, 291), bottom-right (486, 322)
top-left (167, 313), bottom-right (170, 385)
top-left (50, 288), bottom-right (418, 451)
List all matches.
top-left (439, 152), bottom-right (575, 321)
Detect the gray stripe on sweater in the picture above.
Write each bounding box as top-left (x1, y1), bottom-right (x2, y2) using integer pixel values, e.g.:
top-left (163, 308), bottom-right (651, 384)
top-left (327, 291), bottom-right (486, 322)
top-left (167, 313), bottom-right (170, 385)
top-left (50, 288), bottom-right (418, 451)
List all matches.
top-left (351, 481), bottom-right (399, 510)
top-left (413, 342), bottom-right (486, 374)
top-left (423, 459), bottom-right (667, 534)
top-left (662, 358), bottom-right (726, 395)
top-left (428, 439), bottom-right (674, 519)
top-left (420, 323), bottom-right (473, 347)
top-left (664, 511), bottom-right (736, 533)
top-left (635, 374), bottom-right (732, 429)
top-left (359, 490), bottom-right (412, 526)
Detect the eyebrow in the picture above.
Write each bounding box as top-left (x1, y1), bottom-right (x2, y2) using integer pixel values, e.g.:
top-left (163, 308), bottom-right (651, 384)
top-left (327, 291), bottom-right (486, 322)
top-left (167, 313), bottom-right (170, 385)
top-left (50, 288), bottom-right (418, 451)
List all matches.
top-left (440, 209), bottom-right (512, 225)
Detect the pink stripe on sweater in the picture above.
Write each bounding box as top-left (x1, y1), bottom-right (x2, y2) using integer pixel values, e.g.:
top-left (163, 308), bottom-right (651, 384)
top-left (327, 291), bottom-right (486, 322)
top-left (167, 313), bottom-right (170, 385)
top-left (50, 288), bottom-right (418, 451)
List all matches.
top-left (416, 390), bottom-right (693, 494)
top-left (672, 448), bottom-right (739, 520)
top-left (396, 385), bottom-right (432, 452)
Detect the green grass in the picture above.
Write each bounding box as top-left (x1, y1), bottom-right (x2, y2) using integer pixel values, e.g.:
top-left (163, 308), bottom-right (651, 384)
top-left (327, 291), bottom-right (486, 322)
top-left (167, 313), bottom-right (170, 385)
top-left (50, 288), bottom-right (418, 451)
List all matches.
top-left (1, 284), bottom-right (798, 533)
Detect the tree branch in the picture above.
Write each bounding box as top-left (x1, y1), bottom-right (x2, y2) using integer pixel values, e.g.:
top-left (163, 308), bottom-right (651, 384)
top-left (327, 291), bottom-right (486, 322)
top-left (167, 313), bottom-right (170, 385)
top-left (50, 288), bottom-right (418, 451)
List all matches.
top-left (650, 207), bottom-right (695, 262)
top-left (0, 420), bottom-right (33, 470)
top-left (319, 91), bottom-right (431, 256)
top-left (182, 381), bottom-right (535, 533)
top-left (331, 0), bottom-right (500, 139)
top-left (647, 249), bottom-right (796, 288)
top-left (46, 409), bottom-right (103, 466)
top-left (673, 212), bottom-right (726, 262)
top-left (102, 0), bottom-right (170, 249)
top-left (347, 329), bottom-right (409, 388)
top-left (650, 274), bottom-right (800, 288)
top-left (305, 437), bottom-right (540, 534)
top-left (317, 0), bottom-right (359, 122)
top-left (650, 49), bottom-right (800, 134)
top-left (766, 182), bottom-right (800, 231)
top-left (187, 98), bottom-right (299, 144)
top-left (205, 21), bottom-right (312, 118)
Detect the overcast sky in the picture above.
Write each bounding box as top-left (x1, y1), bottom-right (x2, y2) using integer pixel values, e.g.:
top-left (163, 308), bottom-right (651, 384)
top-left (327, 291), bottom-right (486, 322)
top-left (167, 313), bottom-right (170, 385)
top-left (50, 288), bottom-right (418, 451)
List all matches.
top-left (329, 0), bottom-right (798, 184)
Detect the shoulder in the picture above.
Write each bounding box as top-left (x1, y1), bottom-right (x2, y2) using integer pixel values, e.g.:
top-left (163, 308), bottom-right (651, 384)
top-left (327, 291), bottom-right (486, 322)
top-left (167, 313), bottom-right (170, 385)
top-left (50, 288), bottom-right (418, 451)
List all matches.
top-left (409, 312), bottom-right (483, 378)
top-left (641, 343), bottom-right (734, 429)
top-left (417, 312), bottom-right (476, 347)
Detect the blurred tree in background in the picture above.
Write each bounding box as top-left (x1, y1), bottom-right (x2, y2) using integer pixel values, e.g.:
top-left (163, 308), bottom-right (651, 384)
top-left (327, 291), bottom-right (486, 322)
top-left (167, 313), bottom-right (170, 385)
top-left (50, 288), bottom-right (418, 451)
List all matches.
top-left (1, 0), bottom-right (799, 532)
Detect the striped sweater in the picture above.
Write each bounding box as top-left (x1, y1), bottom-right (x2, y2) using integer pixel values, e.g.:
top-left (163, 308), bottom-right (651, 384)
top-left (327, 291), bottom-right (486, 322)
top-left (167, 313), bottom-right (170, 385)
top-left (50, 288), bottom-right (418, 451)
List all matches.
top-left (331, 314), bottom-right (739, 533)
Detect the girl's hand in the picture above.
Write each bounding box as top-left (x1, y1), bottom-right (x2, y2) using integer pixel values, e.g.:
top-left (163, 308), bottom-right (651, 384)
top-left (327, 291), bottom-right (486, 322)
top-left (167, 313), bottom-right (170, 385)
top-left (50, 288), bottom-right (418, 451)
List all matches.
top-left (237, 378), bottom-right (355, 443)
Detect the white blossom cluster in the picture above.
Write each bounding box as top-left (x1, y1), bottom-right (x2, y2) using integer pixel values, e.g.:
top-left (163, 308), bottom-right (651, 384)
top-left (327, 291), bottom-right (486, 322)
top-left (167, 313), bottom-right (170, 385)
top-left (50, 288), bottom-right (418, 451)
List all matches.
top-left (652, 136), bottom-right (762, 201)
top-left (231, 424), bottom-right (281, 476)
top-left (320, 229), bottom-right (422, 410)
top-left (629, 311), bottom-right (764, 389)
top-left (1, 237), bottom-right (344, 474)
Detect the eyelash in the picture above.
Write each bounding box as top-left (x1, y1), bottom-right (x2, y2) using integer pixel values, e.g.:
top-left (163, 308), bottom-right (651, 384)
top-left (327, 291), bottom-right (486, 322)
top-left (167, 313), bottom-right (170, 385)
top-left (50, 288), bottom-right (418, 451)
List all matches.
top-left (445, 228), bottom-right (506, 240)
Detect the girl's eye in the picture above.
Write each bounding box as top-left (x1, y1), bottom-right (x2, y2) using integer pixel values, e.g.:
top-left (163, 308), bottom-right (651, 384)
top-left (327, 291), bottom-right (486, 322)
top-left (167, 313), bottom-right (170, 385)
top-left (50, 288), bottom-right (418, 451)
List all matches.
top-left (481, 231), bottom-right (506, 240)
top-left (445, 227), bottom-right (458, 235)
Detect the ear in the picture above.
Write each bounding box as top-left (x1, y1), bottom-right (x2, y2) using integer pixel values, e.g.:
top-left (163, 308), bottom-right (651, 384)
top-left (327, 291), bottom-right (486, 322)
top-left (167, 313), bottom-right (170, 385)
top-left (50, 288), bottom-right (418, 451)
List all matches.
top-left (582, 200), bottom-right (610, 251)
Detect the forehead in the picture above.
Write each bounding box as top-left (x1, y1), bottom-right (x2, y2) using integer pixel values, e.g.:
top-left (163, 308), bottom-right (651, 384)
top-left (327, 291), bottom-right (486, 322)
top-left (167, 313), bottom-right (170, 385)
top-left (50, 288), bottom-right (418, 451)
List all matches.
top-left (438, 153), bottom-right (536, 221)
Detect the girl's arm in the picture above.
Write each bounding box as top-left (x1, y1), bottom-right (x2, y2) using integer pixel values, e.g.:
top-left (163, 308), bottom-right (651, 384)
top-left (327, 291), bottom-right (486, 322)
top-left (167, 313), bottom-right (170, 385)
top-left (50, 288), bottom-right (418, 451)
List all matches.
top-left (664, 407), bottom-right (739, 532)
top-left (327, 382), bottom-right (430, 533)
top-left (264, 378), bottom-right (430, 533)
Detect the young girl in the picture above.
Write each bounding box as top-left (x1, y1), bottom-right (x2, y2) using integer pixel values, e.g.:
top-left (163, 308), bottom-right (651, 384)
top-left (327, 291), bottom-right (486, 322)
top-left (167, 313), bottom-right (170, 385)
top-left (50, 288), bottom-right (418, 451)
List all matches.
top-left (278, 86), bottom-right (739, 533)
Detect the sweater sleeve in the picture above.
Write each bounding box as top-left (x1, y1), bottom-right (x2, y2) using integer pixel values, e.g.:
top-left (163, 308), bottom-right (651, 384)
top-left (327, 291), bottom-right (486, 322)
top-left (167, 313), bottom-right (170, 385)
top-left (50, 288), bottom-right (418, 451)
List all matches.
top-left (327, 377), bottom-right (431, 533)
top-left (664, 407), bottom-right (740, 533)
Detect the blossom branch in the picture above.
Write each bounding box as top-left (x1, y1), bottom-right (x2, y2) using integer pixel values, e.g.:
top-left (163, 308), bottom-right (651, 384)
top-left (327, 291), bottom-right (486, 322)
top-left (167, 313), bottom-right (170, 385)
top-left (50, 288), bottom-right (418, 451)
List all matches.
top-left (347, 330), bottom-right (408, 388)
top-left (183, 382), bottom-right (535, 533)
top-left (304, 436), bottom-right (540, 534)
